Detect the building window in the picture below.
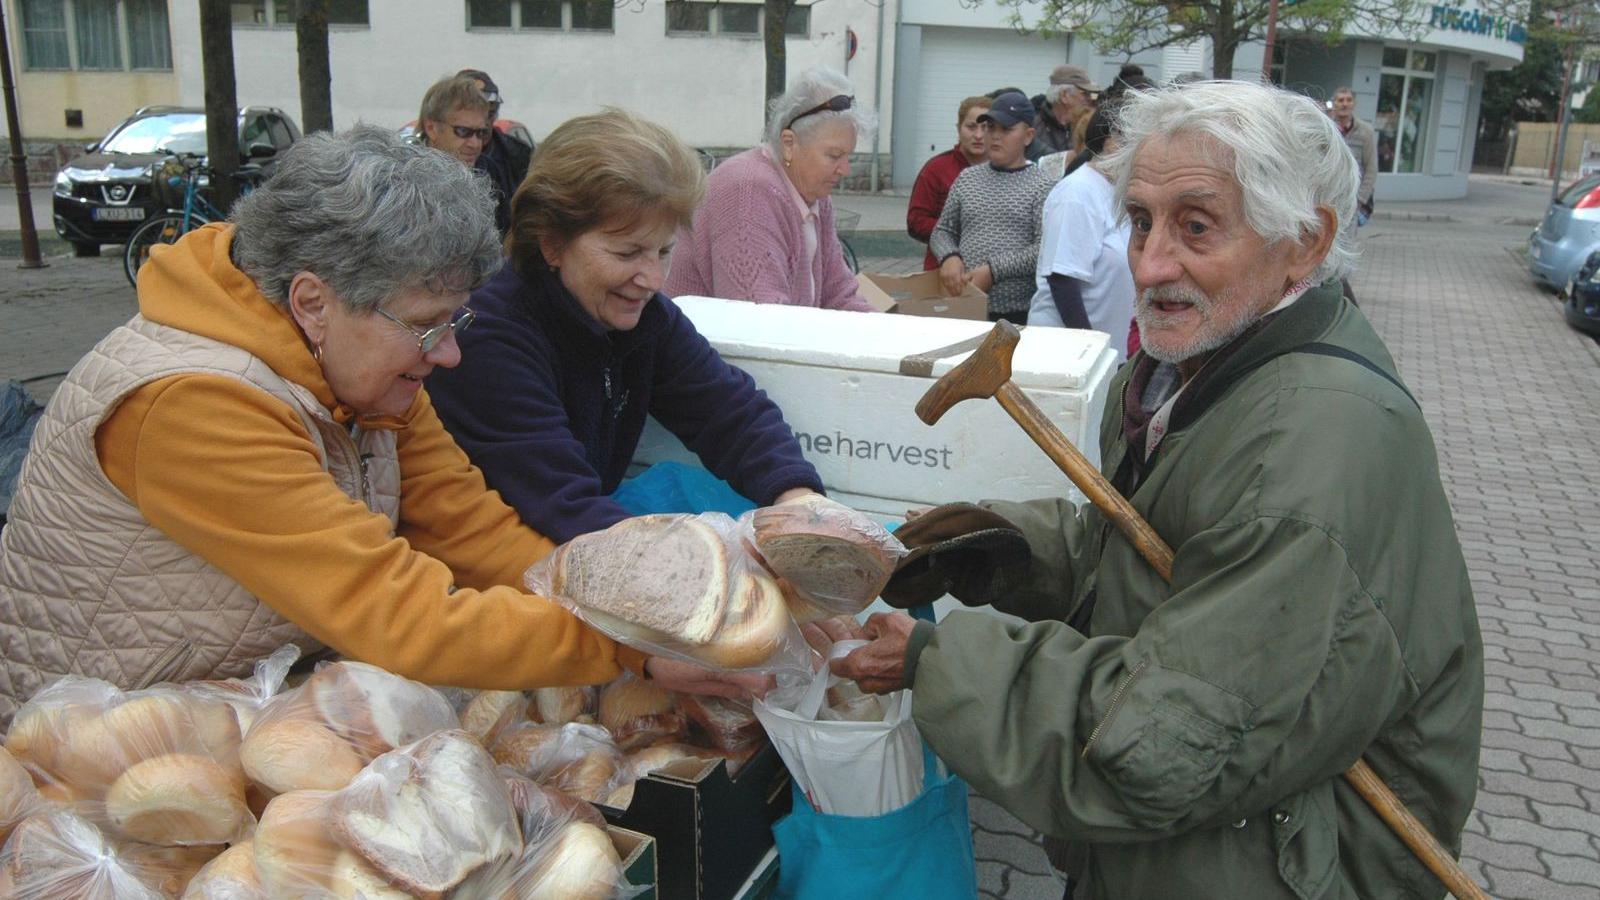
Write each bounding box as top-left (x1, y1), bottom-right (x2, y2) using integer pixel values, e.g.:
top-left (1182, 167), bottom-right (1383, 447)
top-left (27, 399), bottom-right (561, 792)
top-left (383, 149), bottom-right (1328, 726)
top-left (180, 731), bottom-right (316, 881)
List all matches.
top-left (231, 0), bottom-right (370, 27)
top-left (1376, 47), bottom-right (1435, 174)
top-left (19, 0), bottom-right (172, 72)
top-left (664, 1), bottom-right (808, 37)
top-left (466, 0), bottom-right (614, 32)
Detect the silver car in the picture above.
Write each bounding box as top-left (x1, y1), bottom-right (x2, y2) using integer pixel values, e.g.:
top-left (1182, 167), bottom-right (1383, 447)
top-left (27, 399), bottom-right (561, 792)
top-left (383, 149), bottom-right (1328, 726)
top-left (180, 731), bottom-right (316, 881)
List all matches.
top-left (1529, 173), bottom-right (1600, 289)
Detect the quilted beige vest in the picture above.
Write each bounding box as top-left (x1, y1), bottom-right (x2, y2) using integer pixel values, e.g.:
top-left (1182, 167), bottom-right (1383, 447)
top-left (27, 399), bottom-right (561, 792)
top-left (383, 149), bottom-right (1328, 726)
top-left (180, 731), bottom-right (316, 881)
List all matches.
top-left (0, 316), bottom-right (401, 725)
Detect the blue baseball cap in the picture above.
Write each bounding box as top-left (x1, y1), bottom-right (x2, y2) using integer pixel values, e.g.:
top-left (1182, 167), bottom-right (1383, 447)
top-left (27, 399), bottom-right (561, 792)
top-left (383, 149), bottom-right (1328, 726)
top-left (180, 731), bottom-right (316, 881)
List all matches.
top-left (978, 90), bottom-right (1036, 128)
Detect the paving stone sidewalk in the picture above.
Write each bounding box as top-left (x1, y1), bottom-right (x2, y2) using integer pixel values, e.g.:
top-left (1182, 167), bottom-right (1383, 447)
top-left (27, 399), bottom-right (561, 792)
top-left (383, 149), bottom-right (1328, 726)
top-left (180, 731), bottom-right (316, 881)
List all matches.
top-left (2, 175), bottom-right (1596, 898)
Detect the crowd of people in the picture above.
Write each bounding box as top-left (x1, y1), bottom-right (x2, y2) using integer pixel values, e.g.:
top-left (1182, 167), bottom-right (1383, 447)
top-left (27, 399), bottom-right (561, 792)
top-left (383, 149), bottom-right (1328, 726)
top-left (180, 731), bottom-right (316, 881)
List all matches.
top-left (0, 59), bottom-right (1475, 900)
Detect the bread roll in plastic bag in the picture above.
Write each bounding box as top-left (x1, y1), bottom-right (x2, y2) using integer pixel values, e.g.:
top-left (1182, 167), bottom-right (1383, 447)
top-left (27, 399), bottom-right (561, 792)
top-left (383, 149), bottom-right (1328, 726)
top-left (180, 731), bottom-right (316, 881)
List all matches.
top-left (0, 747), bottom-right (46, 848)
top-left (679, 694), bottom-right (765, 756)
top-left (596, 674), bottom-right (687, 752)
top-left (743, 494), bottom-right (906, 620)
top-left (3, 678), bottom-right (251, 847)
top-left (490, 722), bottom-right (625, 807)
top-left (456, 774), bottom-right (642, 900)
top-left (526, 512), bottom-right (810, 674)
top-left (182, 645), bottom-right (301, 739)
top-left (0, 806), bottom-right (202, 899)
top-left (179, 840), bottom-right (265, 899)
top-left (251, 730), bottom-right (522, 898)
top-left (238, 659), bottom-right (458, 796)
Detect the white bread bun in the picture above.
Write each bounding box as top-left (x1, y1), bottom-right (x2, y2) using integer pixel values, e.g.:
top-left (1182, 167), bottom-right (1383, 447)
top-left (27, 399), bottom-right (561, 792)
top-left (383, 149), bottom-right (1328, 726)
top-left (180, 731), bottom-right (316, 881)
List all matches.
top-left (462, 691), bottom-right (529, 741)
top-left (552, 750), bottom-right (618, 805)
top-left (2, 809), bottom-right (164, 900)
top-left (326, 850), bottom-right (413, 899)
top-left (697, 569), bottom-right (791, 669)
top-left (105, 753), bottom-right (250, 845)
top-left (3, 701), bottom-right (94, 784)
top-left (307, 661), bottom-right (459, 759)
top-left (128, 843), bottom-right (222, 896)
top-left (240, 717), bottom-right (365, 794)
top-left (58, 693), bottom-right (242, 793)
top-left (253, 790), bottom-right (342, 896)
top-left (598, 677), bottom-right (686, 749)
top-left (518, 821), bottom-right (622, 900)
top-left (0, 747), bottom-right (42, 847)
top-left (549, 515), bottom-right (730, 645)
top-left (180, 840), bottom-right (263, 899)
top-left (532, 686), bottom-right (592, 726)
top-left (330, 730), bottom-right (519, 898)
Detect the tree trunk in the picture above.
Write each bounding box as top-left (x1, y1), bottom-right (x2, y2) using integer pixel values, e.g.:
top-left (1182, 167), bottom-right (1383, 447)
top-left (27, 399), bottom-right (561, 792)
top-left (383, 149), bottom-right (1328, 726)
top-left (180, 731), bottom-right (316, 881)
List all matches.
top-left (198, 0), bottom-right (240, 213)
top-left (296, 0), bottom-right (334, 133)
top-left (763, 0), bottom-right (791, 111)
top-left (1212, 0), bottom-right (1236, 80)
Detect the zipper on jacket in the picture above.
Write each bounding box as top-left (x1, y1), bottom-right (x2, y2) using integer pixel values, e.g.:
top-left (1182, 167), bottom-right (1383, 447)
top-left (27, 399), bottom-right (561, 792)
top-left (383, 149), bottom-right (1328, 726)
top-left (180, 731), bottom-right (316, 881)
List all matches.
top-left (1082, 659), bottom-right (1148, 758)
top-left (134, 640), bottom-right (196, 690)
top-left (348, 423), bottom-right (373, 507)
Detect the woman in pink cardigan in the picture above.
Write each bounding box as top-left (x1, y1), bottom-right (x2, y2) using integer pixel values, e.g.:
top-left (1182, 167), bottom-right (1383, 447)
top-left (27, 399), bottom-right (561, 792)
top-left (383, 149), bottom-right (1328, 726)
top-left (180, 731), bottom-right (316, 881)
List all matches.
top-left (665, 67), bottom-right (877, 312)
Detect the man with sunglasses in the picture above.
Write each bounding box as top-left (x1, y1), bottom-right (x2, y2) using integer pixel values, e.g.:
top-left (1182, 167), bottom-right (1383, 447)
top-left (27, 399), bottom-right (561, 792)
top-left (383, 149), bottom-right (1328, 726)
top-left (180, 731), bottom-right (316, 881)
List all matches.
top-left (457, 68), bottom-right (534, 237)
top-left (417, 74), bottom-right (494, 170)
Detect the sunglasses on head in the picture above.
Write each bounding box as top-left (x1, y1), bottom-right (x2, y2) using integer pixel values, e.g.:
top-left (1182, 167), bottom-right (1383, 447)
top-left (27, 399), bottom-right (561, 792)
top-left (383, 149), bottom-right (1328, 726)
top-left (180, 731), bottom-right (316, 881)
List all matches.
top-left (447, 123), bottom-right (493, 142)
top-left (785, 95), bottom-right (854, 130)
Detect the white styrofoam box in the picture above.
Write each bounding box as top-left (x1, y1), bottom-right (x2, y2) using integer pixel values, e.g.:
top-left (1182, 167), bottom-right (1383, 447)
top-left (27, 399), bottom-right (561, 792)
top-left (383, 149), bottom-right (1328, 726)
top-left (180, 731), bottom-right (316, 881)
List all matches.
top-left (632, 298), bottom-right (1117, 623)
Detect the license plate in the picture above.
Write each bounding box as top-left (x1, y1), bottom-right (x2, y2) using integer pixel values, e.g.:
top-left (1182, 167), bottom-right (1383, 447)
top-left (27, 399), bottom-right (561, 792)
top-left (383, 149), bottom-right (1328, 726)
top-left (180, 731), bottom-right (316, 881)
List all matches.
top-left (92, 207), bottom-right (146, 222)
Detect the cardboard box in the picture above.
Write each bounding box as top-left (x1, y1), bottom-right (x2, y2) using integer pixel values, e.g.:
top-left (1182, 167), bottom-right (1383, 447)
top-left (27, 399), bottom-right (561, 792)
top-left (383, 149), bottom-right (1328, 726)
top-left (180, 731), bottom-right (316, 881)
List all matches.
top-left (609, 825), bottom-right (659, 900)
top-left (856, 271), bottom-right (989, 320)
top-left (601, 742), bottom-right (791, 900)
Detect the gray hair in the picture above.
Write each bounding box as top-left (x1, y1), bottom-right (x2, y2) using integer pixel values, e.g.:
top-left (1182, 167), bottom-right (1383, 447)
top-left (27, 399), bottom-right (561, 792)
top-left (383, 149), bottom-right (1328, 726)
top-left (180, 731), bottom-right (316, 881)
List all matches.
top-left (1044, 82), bottom-right (1077, 105)
top-left (764, 66), bottom-right (877, 155)
top-left (230, 124), bottom-right (502, 312)
top-left (1105, 80), bottom-right (1357, 282)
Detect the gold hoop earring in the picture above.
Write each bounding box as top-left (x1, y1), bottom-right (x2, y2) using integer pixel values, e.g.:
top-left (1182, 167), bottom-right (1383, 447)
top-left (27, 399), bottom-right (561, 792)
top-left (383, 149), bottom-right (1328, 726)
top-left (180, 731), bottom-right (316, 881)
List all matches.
top-left (312, 341), bottom-right (323, 362)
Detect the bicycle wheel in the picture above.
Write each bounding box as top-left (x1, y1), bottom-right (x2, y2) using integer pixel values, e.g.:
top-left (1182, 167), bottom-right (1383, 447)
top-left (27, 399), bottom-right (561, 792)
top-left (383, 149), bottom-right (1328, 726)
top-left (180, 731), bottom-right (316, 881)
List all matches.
top-left (123, 213), bottom-right (202, 288)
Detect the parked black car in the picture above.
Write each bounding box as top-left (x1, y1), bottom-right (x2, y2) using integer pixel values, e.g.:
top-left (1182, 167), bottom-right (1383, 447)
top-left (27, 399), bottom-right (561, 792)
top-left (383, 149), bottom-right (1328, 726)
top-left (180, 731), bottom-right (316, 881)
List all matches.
top-left (52, 106), bottom-right (301, 256)
top-left (1564, 250), bottom-right (1600, 336)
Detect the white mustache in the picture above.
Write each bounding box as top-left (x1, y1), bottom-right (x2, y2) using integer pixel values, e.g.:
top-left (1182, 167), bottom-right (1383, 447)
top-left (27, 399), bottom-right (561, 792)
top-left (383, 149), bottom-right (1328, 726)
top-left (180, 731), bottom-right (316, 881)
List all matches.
top-left (1138, 286), bottom-right (1211, 313)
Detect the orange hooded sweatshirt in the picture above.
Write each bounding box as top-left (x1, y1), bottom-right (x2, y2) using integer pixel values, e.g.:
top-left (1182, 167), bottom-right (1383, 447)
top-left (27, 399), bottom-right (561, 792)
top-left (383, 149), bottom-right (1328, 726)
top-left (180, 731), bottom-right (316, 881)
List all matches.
top-left (96, 224), bottom-right (644, 688)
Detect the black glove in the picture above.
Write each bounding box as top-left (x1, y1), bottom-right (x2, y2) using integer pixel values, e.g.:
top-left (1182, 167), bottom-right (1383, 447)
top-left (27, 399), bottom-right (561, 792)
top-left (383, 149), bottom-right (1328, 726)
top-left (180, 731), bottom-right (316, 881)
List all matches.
top-left (882, 503), bottom-right (1030, 609)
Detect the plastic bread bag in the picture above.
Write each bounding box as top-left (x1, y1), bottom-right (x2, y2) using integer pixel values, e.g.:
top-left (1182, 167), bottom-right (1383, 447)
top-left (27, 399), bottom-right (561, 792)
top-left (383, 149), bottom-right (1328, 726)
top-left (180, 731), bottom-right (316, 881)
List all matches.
top-left (525, 512), bottom-right (811, 675)
top-left (742, 494), bottom-right (907, 620)
top-left (596, 674), bottom-right (687, 752)
top-left (251, 730), bottom-right (522, 898)
top-left (178, 841), bottom-right (266, 900)
top-left (456, 775), bottom-right (643, 900)
top-left (489, 722), bottom-right (626, 807)
top-left (0, 805), bottom-right (215, 899)
top-left (1, 747), bottom-right (47, 848)
top-left (3, 678), bottom-right (251, 847)
top-left (237, 659), bottom-right (459, 797)
top-left (180, 644), bottom-right (301, 739)
top-left (678, 694), bottom-right (765, 756)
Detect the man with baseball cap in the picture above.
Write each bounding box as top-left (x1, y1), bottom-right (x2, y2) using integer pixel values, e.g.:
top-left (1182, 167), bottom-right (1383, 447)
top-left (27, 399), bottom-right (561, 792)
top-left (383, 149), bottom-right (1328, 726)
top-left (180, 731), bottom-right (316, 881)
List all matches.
top-left (457, 68), bottom-right (534, 237)
top-left (1029, 64), bottom-right (1100, 160)
top-left (929, 90), bottom-right (1054, 324)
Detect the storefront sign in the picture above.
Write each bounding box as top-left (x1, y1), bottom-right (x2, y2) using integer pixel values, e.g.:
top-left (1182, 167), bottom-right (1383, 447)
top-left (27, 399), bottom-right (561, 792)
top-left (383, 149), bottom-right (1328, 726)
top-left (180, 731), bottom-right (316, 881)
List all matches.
top-left (1429, 3), bottom-right (1527, 43)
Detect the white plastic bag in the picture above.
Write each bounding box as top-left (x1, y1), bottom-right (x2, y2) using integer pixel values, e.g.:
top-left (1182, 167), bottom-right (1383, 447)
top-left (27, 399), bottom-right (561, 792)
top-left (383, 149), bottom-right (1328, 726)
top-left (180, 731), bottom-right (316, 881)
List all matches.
top-left (752, 642), bottom-right (925, 817)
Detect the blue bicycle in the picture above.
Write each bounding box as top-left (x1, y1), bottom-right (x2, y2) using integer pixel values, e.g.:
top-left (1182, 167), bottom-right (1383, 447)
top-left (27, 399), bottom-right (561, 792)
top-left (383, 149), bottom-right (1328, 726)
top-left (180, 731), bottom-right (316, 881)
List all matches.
top-left (123, 155), bottom-right (262, 287)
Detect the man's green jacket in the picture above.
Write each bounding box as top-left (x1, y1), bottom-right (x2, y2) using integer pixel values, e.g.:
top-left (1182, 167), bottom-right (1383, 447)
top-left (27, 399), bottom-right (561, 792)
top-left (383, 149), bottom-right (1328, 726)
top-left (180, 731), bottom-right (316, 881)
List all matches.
top-left (907, 282), bottom-right (1483, 899)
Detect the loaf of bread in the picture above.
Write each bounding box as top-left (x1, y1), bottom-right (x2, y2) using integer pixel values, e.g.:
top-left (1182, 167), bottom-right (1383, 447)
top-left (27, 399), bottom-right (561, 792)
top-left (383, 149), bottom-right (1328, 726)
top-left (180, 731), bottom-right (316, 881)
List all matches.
top-left (0, 747), bottom-right (42, 848)
top-left (326, 850), bottom-right (413, 899)
top-left (597, 677), bottom-right (687, 751)
top-left (680, 695), bottom-right (764, 753)
top-left (514, 821), bottom-right (623, 900)
top-left (489, 723), bottom-right (566, 778)
top-left (180, 840), bottom-right (263, 899)
top-left (503, 773), bottom-right (607, 830)
top-left (252, 790), bottom-right (343, 896)
top-left (1, 808), bottom-right (164, 900)
top-left (240, 717), bottom-right (365, 794)
top-left (532, 686), bottom-right (594, 726)
top-left (330, 730), bottom-right (520, 897)
top-left (547, 515), bottom-right (731, 644)
top-left (695, 569), bottom-right (791, 669)
top-left (307, 661), bottom-right (460, 760)
top-left (105, 752), bottom-right (250, 845)
top-left (37, 690), bottom-right (242, 796)
top-left (748, 494), bottom-right (903, 617)
top-left (462, 691), bottom-right (530, 742)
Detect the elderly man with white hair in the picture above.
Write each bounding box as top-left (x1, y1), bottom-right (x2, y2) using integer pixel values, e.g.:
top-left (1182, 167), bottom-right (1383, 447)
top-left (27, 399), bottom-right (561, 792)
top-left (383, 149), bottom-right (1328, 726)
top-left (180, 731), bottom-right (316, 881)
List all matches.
top-left (834, 81), bottom-right (1482, 899)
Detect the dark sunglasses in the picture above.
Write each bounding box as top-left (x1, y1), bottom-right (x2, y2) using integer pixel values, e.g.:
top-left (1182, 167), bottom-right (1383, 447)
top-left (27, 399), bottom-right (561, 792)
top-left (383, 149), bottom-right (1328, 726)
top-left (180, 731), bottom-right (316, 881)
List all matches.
top-left (447, 123), bottom-right (493, 142)
top-left (785, 94), bottom-right (854, 130)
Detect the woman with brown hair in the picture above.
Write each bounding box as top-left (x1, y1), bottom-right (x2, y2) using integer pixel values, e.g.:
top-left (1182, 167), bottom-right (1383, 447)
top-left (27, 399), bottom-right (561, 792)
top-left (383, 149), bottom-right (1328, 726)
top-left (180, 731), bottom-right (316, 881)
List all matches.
top-left (426, 108), bottom-right (824, 546)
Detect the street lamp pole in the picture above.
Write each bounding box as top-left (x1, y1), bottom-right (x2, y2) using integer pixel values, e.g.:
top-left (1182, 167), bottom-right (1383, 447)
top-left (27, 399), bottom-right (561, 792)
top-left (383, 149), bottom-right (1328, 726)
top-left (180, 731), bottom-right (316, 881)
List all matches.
top-left (1262, 0), bottom-right (1282, 83)
top-left (1553, 39), bottom-right (1577, 202)
top-left (0, 0), bottom-right (47, 269)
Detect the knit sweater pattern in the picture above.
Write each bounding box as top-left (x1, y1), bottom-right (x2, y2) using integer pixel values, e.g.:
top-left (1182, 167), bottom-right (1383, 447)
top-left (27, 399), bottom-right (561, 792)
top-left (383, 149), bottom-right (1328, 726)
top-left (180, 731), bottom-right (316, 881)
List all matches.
top-left (929, 163), bottom-right (1054, 314)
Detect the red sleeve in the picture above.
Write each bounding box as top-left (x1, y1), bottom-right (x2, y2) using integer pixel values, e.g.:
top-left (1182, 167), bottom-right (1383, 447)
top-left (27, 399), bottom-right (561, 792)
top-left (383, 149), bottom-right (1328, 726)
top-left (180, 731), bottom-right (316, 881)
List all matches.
top-left (906, 153), bottom-right (949, 243)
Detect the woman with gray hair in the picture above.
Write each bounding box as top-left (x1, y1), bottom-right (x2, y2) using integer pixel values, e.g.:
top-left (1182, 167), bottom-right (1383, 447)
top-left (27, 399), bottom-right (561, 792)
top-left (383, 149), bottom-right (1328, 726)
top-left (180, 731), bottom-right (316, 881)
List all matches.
top-left (0, 125), bottom-right (745, 724)
top-left (665, 66), bottom-right (878, 310)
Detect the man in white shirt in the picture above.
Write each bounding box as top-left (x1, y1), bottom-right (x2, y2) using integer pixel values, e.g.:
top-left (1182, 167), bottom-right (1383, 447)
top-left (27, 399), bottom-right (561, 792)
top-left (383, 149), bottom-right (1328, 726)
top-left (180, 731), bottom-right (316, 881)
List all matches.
top-left (1029, 107), bottom-right (1136, 362)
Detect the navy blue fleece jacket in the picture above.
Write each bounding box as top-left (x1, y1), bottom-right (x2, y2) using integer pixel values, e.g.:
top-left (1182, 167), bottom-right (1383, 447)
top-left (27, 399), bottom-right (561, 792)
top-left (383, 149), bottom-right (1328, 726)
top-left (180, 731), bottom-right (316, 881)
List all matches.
top-left (427, 264), bottom-right (824, 544)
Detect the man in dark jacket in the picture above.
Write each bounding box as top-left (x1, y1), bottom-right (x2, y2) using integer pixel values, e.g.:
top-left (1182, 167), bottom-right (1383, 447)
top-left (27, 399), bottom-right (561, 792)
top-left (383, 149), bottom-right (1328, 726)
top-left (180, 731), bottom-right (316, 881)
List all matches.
top-left (1027, 65), bottom-right (1098, 160)
top-left (836, 80), bottom-right (1482, 900)
top-left (458, 69), bottom-right (534, 236)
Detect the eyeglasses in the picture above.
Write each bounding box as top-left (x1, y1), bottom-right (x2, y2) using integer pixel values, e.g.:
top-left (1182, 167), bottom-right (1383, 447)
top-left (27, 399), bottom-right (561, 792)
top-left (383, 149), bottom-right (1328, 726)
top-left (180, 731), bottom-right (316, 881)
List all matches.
top-left (376, 305), bottom-right (476, 354)
top-left (448, 123), bottom-right (493, 142)
top-left (785, 94), bottom-right (854, 130)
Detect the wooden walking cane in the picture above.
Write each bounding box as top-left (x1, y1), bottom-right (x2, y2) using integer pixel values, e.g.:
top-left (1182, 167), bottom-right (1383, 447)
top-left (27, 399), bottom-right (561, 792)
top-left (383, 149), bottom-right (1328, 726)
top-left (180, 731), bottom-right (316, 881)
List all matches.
top-left (913, 320), bottom-right (1489, 900)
